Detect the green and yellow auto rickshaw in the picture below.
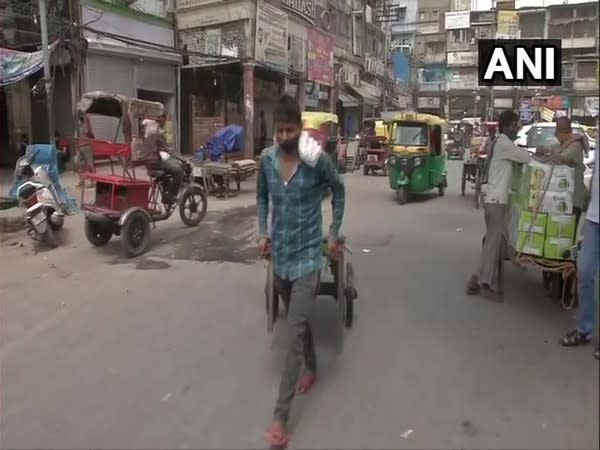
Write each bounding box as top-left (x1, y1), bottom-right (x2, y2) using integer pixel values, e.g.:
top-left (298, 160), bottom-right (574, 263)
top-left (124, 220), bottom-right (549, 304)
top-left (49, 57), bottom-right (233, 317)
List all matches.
top-left (383, 112), bottom-right (448, 204)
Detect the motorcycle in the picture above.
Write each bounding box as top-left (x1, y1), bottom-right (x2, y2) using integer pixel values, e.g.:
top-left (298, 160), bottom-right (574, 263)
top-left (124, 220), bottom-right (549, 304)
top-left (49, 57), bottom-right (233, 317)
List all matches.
top-left (14, 153), bottom-right (65, 247)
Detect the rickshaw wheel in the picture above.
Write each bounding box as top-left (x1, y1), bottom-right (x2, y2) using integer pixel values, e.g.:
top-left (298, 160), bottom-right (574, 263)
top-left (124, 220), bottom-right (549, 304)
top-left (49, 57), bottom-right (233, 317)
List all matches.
top-left (335, 253), bottom-right (346, 353)
top-left (461, 167), bottom-right (467, 196)
top-left (179, 186), bottom-right (207, 227)
top-left (363, 165), bottom-right (369, 175)
top-left (396, 187), bottom-right (408, 205)
top-left (120, 210), bottom-right (151, 258)
top-left (84, 218), bottom-right (112, 246)
top-left (345, 262), bottom-right (356, 328)
top-left (438, 178), bottom-right (446, 196)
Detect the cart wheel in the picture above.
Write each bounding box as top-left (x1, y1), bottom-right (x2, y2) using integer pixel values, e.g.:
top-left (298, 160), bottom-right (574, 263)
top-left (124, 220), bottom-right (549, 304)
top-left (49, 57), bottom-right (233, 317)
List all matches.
top-left (335, 253), bottom-right (346, 353)
top-left (120, 210), bottom-right (151, 258)
top-left (84, 219), bottom-right (112, 247)
top-left (363, 165), bottom-right (369, 176)
top-left (396, 187), bottom-right (408, 205)
top-left (345, 262), bottom-right (356, 328)
top-left (179, 186), bottom-right (207, 227)
top-left (461, 167), bottom-right (467, 196)
top-left (266, 259), bottom-right (279, 332)
top-left (475, 177), bottom-right (482, 209)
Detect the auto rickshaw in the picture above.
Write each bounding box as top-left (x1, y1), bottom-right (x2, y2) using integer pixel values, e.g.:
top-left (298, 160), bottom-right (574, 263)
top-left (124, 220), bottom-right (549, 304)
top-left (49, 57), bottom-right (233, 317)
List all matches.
top-left (359, 118), bottom-right (389, 175)
top-left (302, 112), bottom-right (343, 172)
top-left (383, 112), bottom-right (448, 205)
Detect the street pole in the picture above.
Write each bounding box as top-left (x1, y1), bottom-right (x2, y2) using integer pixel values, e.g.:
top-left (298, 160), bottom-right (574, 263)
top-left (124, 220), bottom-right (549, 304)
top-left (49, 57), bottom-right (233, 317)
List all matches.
top-left (489, 2), bottom-right (497, 121)
top-left (38, 0), bottom-right (54, 144)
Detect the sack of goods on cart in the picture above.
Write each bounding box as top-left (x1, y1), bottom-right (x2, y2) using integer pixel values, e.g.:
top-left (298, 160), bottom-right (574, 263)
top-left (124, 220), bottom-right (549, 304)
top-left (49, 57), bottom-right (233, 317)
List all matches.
top-left (507, 159), bottom-right (579, 261)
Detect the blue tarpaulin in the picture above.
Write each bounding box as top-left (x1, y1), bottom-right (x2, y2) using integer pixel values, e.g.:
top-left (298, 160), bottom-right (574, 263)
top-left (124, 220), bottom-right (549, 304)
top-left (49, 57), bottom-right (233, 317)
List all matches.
top-left (206, 125), bottom-right (244, 161)
top-left (391, 52), bottom-right (410, 83)
top-left (9, 144), bottom-right (79, 215)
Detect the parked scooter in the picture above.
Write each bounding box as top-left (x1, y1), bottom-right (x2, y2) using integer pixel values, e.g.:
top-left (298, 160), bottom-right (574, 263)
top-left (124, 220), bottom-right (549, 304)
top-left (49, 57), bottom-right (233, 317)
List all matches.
top-left (14, 152), bottom-right (65, 247)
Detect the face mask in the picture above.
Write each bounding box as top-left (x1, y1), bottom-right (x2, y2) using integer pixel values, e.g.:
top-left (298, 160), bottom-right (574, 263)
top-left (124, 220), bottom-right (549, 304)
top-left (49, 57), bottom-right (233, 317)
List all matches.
top-left (279, 135), bottom-right (300, 154)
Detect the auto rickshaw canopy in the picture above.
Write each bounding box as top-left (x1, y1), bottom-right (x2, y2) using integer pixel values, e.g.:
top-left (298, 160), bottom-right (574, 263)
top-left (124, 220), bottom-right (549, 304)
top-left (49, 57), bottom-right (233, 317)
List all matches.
top-left (302, 111), bottom-right (339, 130)
top-left (381, 111), bottom-right (446, 127)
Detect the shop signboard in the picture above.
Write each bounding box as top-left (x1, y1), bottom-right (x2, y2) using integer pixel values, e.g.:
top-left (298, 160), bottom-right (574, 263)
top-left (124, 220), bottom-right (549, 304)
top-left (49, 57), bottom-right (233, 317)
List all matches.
top-left (495, 10), bottom-right (519, 39)
top-left (289, 34), bottom-right (306, 73)
top-left (255, 0), bottom-right (289, 74)
top-left (519, 99), bottom-right (533, 121)
top-left (307, 29), bottom-right (335, 86)
top-left (417, 97), bottom-right (441, 108)
top-left (493, 98), bottom-right (513, 108)
top-left (445, 11), bottom-right (470, 30)
top-left (281, 0), bottom-right (316, 25)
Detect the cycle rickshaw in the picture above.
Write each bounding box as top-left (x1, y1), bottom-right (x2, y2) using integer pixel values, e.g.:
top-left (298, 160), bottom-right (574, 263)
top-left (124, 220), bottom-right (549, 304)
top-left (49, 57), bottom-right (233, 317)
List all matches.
top-left (461, 121), bottom-right (497, 209)
top-left (76, 91), bottom-right (208, 257)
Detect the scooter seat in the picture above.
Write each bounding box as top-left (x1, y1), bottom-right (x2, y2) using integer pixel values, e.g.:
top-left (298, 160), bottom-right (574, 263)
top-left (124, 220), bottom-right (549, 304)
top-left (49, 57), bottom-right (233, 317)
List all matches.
top-left (147, 170), bottom-right (166, 178)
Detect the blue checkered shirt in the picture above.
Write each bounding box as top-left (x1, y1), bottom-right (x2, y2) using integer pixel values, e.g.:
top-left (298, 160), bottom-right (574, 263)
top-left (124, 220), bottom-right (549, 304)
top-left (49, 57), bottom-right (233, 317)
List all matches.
top-left (257, 146), bottom-right (345, 281)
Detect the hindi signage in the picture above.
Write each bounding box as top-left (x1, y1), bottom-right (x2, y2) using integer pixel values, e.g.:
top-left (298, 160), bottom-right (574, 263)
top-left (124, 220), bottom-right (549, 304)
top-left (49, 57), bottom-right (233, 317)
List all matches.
top-left (255, 0), bottom-right (289, 74)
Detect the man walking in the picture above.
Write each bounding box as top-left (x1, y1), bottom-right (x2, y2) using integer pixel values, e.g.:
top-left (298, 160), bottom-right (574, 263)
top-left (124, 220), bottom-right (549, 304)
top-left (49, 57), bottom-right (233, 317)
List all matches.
top-left (466, 110), bottom-right (531, 301)
top-left (257, 96), bottom-right (345, 448)
top-left (560, 119), bottom-right (599, 359)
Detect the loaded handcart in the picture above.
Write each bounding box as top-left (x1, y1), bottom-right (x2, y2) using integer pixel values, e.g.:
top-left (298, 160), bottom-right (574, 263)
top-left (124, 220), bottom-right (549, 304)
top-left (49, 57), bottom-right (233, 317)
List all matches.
top-left (265, 237), bottom-right (358, 352)
top-left (76, 91), bottom-right (208, 257)
top-left (506, 159), bottom-right (582, 309)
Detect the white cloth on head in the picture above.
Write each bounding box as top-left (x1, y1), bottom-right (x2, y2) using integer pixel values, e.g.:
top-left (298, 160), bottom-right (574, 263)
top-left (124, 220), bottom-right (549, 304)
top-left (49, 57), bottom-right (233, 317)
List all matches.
top-left (297, 131), bottom-right (323, 168)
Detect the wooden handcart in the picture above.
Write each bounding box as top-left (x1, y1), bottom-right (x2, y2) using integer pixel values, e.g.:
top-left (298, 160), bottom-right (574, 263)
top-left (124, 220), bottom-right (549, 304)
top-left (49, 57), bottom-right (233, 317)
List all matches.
top-left (265, 237), bottom-right (357, 353)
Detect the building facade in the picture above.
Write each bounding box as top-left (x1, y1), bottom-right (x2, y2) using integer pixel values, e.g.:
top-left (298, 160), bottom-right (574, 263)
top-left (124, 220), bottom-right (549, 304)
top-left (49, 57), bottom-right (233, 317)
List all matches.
top-left (414, 0), bottom-right (449, 117)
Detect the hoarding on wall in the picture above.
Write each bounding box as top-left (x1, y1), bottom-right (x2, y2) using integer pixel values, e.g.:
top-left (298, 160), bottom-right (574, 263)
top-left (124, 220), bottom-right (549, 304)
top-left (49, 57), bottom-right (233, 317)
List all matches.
top-left (519, 99), bottom-right (534, 122)
top-left (289, 34), bottom-right (306, 73)
top-left (493, 98), bottom-right (513, 108)
top-left (445, 11), bottom-right (470, 30)
top-left (417, 23), bottom-right (440, 34)
top-left (307, 29), bottom-right (335, 86)
top-left (495, 11), bottom-right (519, 39)
top-left (447, 51), bottom-right (477, 66)
top-left (531, 96), bottom-right (570, 110)
top-left (255, 0), bottom-right (289, 74)
top-left (418, 97), bottom-right (441, 108)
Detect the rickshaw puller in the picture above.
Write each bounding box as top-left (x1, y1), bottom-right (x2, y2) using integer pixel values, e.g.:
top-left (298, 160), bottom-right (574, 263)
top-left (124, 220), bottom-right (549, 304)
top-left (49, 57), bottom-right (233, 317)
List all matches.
top-left (144, 114), bottom-right (183, 204)
top-left (257, 96), bottom-right (345, 448)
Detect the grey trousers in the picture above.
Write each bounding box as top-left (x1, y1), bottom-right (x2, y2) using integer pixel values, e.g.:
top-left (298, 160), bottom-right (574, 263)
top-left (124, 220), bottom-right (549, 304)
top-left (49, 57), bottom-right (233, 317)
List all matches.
top-left (478, 203), bottom-right (507, 293)
top-left (273, 270), bottom-right (320, 424)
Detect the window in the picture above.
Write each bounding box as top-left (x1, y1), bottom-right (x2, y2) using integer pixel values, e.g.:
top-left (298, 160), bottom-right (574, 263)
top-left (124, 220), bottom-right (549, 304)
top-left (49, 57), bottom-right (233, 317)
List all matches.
top-left (449, 29), bottom-right (470, 43)
top-left (397, 7), bottom-right (406, 21)
top-left (562, 64), bottom-right (575, 79)
top-left (419, 11), bottom-right (426, 21)
top-left (392, 123), bottom-right (429, 146)
top-left (577, 61), bottom-right (597, 79)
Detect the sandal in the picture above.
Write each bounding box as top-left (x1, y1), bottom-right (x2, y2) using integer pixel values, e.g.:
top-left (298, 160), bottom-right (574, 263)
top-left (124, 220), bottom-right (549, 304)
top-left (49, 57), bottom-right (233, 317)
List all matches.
top-left (560, 329), bottom-right (591, 347)
top-left (265, 422), bottom-right (289, 449)
top-left (297, 373), bottom-right (317, 395)
top-left (465, 275), bottom-right (480, 295)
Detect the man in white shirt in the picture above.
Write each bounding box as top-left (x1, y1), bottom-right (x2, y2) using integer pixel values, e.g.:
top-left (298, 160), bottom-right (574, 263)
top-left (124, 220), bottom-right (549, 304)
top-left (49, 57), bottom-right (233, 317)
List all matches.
top-left (466, 110), bottom-right (532, 301)
top-left (561, 117), bottom-right (599, 360)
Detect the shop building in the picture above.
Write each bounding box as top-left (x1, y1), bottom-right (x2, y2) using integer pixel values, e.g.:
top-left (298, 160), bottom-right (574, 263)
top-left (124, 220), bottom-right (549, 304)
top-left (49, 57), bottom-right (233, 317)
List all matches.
top-left (81, 0), bottom-right (181, 149)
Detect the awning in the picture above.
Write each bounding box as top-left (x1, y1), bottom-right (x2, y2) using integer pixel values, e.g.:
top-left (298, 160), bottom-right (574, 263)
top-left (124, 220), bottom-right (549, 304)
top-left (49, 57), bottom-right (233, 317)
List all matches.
top-left (346, 84), bottom-right (379, 106)
top-left (339, 91), bottom-right (359, 108)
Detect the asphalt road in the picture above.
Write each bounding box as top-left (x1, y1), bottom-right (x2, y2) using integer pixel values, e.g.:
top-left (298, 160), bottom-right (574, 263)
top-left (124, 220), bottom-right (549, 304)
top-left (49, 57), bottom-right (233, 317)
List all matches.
top-left (1, 161), bottom-right (598, 450)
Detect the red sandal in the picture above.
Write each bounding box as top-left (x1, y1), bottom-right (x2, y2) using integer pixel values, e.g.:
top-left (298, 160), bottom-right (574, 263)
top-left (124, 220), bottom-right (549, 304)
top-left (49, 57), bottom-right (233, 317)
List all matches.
top-left (297, 373), bottom-right (317, 394)
top-left (265, 422), bottom-right (289, 449)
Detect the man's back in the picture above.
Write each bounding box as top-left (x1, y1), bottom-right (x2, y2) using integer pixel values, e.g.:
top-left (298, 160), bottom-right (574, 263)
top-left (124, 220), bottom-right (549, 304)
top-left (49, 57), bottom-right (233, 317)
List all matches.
top-left (484, 134), bottom-right (531, 204)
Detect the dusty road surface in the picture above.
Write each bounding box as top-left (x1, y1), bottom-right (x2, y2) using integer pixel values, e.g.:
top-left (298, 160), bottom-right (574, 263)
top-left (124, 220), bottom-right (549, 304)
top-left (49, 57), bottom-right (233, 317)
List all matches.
top-left (1, 162), bottom-right (598, 449)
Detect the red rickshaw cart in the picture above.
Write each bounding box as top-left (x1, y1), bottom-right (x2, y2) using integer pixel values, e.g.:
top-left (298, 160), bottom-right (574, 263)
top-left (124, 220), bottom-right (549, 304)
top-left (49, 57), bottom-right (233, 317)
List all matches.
top-left (359, 118), bottom-right (388, 176)
top-left (76, 91), bottom-right (208, 257)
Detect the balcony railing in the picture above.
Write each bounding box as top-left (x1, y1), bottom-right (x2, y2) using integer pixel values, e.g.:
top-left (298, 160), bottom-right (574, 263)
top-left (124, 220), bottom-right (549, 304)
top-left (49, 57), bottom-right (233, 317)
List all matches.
top-left (573, 79), bottom-right (599, 90)
top-left (418, 81), bottom-right (446, 92)
top-left (447, 41), bottom-right (472, 52)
